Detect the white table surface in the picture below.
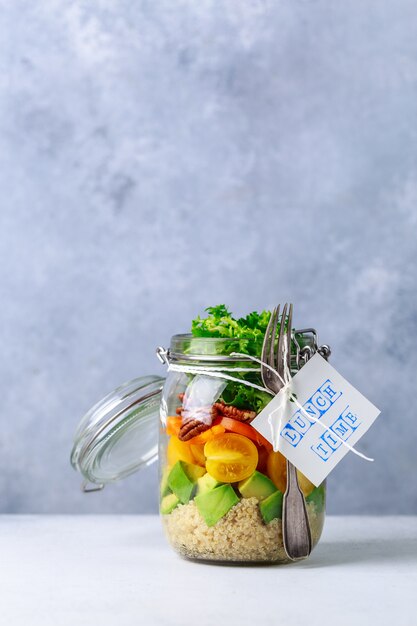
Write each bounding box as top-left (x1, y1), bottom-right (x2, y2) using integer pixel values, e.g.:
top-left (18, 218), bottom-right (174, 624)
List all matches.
top-left (1, 515), bottom-right (416, 626)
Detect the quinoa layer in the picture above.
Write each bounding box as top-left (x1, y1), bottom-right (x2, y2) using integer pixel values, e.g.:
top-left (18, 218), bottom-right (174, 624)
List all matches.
top-left (162, 497), bottom-right (324, 563)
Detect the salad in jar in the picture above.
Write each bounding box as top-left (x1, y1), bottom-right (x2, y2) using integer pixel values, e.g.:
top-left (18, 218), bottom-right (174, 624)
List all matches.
top-left (159, 306), bottom-right (326, 563)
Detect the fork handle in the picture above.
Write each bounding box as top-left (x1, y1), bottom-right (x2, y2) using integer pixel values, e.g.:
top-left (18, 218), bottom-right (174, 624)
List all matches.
top-left (282, 460), bottom-right (312, 560)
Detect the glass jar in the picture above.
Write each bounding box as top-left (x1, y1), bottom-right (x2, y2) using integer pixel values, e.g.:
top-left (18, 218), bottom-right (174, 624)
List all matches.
top-left (71, 329), bottom-right (327, 564)
top-left (158, 333), bottom-right (326, 563)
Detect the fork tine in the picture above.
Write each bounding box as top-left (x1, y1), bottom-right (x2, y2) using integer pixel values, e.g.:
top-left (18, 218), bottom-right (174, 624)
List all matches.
top-left (261, 306), bottom-right (277, 365)
top-left (261, 307), bottom-right (279, 389)
top-left (269, 304), bottom-right (280, 368)
top-left (287, 303), bottom-right (293, 372)
top-left (261, 306), bottom-right (283, 392)
top-left (276, 302), bottom-right (288, 377)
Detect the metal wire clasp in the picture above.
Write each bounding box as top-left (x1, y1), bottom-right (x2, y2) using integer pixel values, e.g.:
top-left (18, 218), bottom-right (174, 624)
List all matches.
top-left (294, 328), bottom-right (331, 367)
top-left (156, 346), bottom-right (170, 365)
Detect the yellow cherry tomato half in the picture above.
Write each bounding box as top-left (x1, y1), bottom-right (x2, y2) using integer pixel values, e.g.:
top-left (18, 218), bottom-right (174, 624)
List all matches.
top-left (267, 450), bottom-right (315, 496)
top-left (190, 443), bottom-right (206, 467)
top-left (204, 433), bottom-right (258, 483)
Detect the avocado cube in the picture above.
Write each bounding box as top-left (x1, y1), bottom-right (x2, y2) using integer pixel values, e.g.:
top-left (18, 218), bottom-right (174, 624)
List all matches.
top-left (195, 484), bottom-right (239, 527)
top-left (259, 490), bottom-right (284, 524)
top-left (160, 493), bottom-right (180, 515)
top-left (167, 461), bottom-right (195, 504)
top-left (167, 461), bottom-right (205, 504)
top-left (306, 483), bottom-right (326, 513)
top-left (160, 466), bottom-right (172, 498)
top-left (196, 473), bottom-right (222, 496)
top-left (183, 463), bottom-right (206, 482)
top-left (238, 471), bottom-right (277, 501)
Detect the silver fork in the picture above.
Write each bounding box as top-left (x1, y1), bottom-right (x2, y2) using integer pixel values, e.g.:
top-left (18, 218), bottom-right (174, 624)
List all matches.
top-left (261, 303), bottom-right (312, 561)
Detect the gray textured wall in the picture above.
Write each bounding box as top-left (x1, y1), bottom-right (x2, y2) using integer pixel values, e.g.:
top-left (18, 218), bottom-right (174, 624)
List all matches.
top-left (1, 0), bottom-right (416, 514)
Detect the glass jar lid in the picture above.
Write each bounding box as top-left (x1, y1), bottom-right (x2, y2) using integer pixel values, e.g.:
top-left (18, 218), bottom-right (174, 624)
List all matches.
top-left (71, 375), bottom-right (165, 490)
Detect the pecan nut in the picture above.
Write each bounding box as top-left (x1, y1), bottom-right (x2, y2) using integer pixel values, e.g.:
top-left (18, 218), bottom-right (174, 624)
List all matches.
top-left (177, 405), bottom-right (219, 441)
top-left (214, 401), bottom-right (256, 423)
top-left (175, 392), bottom-right (257, 442)
top-left (178, 419), bottom-right (211, 441)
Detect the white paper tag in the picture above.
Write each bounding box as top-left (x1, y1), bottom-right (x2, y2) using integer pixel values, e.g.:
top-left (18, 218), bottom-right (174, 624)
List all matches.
top-left (250, 353), bottom-right (381, 486)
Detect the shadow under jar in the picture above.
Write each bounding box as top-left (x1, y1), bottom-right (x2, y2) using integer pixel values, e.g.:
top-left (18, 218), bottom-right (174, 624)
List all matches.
top-left (159, 333), bottom-right (326, 564)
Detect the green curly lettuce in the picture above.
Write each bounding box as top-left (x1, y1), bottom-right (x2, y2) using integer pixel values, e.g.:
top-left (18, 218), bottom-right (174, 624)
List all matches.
top-left (220, 378), bottom-right (271, 413)
top-left (189, 305), bottom-right (303, 413)
top-left (190, 305), bottom-right (273, 412)
top-left (191, 305), bottom-right (271, 356)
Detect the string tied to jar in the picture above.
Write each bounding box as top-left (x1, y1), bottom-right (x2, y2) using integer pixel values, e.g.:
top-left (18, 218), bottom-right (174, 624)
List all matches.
top-left (157, 345), bottom-right (373, 463)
